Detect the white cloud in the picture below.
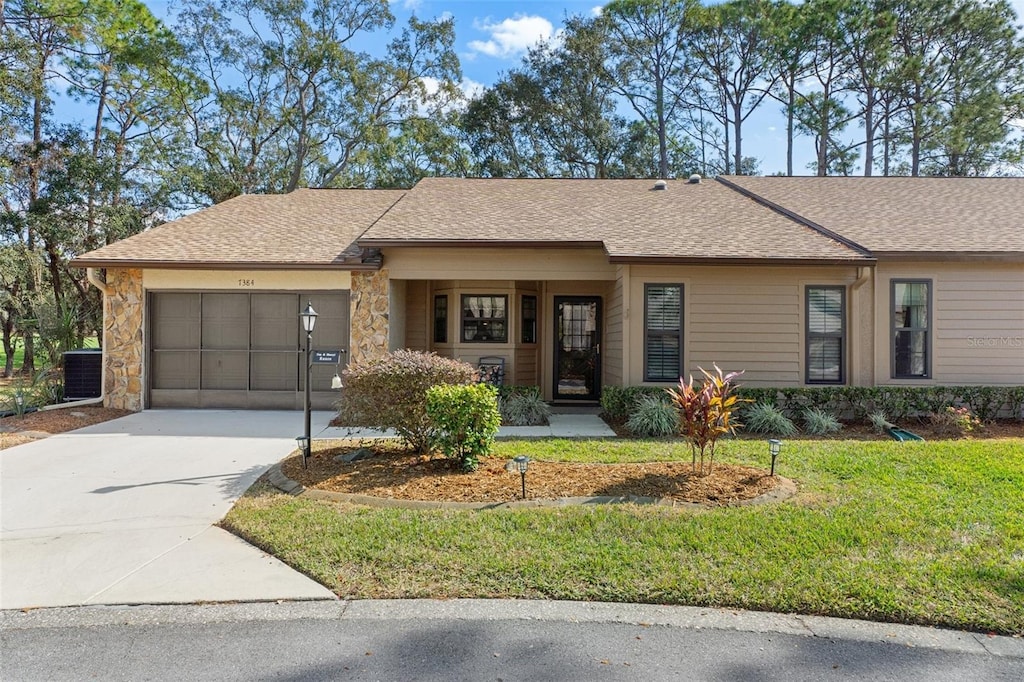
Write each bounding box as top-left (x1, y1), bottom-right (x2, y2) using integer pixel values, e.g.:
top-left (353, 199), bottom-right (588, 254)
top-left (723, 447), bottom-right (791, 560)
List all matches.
top-left (468, 14), bottom-right (555, 58)
top-left (402, 0), bottom-right (423, 10)
top-left (591, 5), bottom-right (604, 17)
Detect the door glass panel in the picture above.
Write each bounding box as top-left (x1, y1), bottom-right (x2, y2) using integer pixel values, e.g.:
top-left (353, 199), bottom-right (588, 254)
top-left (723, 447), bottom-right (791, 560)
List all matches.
top-left (555, 299), bottom-right (600, 399)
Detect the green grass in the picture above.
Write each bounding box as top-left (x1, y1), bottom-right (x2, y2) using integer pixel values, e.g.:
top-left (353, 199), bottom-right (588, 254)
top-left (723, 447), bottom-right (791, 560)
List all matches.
top-left (1, 336), bottom-right (99, 374)
top-left (223, 438), bottom-right (1024, 634)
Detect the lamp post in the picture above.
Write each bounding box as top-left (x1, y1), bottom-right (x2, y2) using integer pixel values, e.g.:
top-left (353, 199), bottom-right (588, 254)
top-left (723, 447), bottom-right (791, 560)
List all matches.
top-left (299, 302), bottom-right (318, 469)
top-left (768, 439), bottom-right (782, 476)
top-left (513, 455), bottom-right (529, 499)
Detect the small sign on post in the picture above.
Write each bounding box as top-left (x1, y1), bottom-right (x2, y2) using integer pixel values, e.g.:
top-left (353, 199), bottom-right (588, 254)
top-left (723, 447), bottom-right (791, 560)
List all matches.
top-left (312, 350), bottom-right (342, 364)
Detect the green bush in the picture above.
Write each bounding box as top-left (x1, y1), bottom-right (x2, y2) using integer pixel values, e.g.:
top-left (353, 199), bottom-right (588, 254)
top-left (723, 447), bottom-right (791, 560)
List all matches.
top-left (744, 401), bottom-right (799, 436)
top-left (335, 350), bottom-right (477, 453)
top-left (802, 408), bottom-right (842, 435)
top-left (499, 390), bottom-right (550, 426)
top-left (625, 394), bottom-right (678, 437)
top-left (425, 383), bottom-right (501, 472)
top-left (929, 406), bottom-right (981, 437)
top-left (600, 385), bottom-right (667, 421)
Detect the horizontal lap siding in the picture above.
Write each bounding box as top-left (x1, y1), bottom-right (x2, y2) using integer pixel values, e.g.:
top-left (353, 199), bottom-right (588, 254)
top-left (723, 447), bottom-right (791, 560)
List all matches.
top-left (604, 267), bottom-right (625, 387)
top-left (627, 265), bottom-right (859, 387)
top-left (515, 348), bottom-right (538, 386)
top-left (689, 281), bottom-right (801, 386)
top-left (876, 263), bottom-right (1024, 385)
top-left (934, 266), bottom-right (1024, 384)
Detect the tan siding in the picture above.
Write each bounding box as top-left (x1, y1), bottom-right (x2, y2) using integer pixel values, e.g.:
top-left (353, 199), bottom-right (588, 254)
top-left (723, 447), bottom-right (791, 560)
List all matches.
top-left (515, 348), bottom-right (538, 386)
top-left (875, 262), bottom-right (1024, 385)
top-left (143, 269), bottom-right (351, 291)
top-left (383, 247), bottom-right (616, 281)
top-left (404, 280), bottom-right (428, 351)
top-left (627, 265), bottom-right (860, 387)
top-left (604, 266), bottom-right (625, 387)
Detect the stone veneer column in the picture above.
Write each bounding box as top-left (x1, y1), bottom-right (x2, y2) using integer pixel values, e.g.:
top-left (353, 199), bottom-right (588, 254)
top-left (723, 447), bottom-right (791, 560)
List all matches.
top-left (103, 268), bottom-right (144, 411)
top-left (349, 268), bottom-right (390, 364)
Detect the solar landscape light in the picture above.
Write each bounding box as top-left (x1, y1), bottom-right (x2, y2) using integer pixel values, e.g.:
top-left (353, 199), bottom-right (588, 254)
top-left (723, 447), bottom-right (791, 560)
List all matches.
top-left (513, 455), bottom-right (530, 499)
top-left (296, 434), bottom-right (311, 469)
top-left (768, 439), bottom-right (782, 476)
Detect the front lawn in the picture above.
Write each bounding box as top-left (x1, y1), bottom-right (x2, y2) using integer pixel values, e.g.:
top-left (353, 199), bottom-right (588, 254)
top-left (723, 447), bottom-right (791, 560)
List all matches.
top-left (223, 438), bottom-right (1024, 634)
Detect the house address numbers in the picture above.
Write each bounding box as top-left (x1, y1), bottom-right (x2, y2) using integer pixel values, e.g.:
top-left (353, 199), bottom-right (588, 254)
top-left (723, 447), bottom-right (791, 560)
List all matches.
top-left (238, 278), bottom-right (256, 287)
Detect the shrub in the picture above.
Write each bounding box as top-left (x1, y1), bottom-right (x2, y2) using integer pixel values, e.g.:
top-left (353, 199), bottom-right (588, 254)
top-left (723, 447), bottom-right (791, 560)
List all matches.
top-left (335, 350), bottom-right (477, 453)
top-left (600, 385), bottom-right (667, 421)
top-left (667, 365), bottom-right (747, 476)
top-left (425, 383), bottom-right (501, 472)
top-left (868, 411), bottom-right (891, 434)
top-left (744, 402), bottom-right (799, 436)
top-left (802, 408), bottom-right (842, 435)
top-left (625, 394), bottom-right (678, 437)
top-left (499, 391), bottom-right (550, 426)
top-left (929, 406), bottom-right (981, 437)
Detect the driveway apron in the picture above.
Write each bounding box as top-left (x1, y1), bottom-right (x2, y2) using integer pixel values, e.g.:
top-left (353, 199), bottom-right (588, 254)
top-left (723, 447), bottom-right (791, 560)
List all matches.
top-left (0, 410), bottom-right (337, 609)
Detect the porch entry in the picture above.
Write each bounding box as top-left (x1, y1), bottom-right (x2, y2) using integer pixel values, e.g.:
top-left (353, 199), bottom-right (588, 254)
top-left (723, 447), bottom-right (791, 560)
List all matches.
top-left (553, 296), bottom-right (601, 401)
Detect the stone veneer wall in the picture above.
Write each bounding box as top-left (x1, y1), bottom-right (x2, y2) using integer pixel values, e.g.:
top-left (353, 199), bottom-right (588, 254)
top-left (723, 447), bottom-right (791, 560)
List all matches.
top-left (350, 268), bottom-right (390, 364)
top-left (103, 268), bottom-right (144, 411)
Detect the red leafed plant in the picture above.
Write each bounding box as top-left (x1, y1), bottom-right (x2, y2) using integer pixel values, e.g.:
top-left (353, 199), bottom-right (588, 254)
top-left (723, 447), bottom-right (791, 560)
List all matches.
top-left (667, 365), bottom-right (747, 476)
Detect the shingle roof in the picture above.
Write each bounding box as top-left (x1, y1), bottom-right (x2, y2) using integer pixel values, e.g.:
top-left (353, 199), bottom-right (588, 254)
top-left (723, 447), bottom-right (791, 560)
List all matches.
top-left (71, 189), bottom-right (404, 269)
top-left (722, 176), bottom-right (1024, 257)
top-left (359, 177), bottom-right (869, 263)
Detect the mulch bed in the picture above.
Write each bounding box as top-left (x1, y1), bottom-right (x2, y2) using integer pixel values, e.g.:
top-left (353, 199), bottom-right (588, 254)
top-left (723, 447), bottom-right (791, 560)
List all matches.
top-left (0, 406), bottom-right (132, 450)
top-left (283, 443), bottom-right (779, 505)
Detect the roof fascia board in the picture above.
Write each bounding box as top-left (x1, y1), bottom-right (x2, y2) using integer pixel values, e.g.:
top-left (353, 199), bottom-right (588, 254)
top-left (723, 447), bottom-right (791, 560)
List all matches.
top-left (715, 176), bottom-right (875, 258)
top-left (608, 255), bottom-right (876, 266)
top-left (873, 251), bottom-right (1024, 263)
top-left (359, 239), bottom-right (607, 249)
top-left (68, 259), bottom-right (383, 271)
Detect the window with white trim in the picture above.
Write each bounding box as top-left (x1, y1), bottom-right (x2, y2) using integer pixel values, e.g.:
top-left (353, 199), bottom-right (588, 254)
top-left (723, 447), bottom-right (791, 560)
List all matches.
top-left (806, 286), bottom-right (845, 384)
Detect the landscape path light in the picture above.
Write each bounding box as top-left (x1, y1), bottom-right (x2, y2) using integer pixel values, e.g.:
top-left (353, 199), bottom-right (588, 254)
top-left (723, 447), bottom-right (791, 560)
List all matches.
top-left (299, 302), bottom-right (318, 469)
top-left (768, 439), bottom-right (782, 476)
top-left (513, 455), bottom-right (530, 499)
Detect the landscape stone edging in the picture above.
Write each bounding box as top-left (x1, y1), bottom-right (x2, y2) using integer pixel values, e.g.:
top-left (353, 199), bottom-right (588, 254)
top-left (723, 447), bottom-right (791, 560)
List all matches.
top-left (265, 463), bottom-right (798, 510)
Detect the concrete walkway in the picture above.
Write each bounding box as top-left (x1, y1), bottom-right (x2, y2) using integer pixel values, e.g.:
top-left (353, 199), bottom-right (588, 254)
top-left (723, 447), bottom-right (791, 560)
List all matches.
top-left (0, 410), bottom-right (338, 610)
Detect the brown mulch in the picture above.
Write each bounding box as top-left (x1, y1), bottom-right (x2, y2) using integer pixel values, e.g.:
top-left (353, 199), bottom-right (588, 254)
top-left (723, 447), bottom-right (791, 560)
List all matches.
top-left (283, 443), bottom-right (778, 505)
top-left (0, 406), bottom-right (132, 449)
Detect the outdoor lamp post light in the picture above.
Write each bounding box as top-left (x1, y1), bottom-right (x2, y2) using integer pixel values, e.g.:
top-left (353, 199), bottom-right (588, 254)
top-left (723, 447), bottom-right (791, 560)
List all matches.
top-left (768, 439), bottom-right (782, 476)
top-left (299, 302), bottom-right (318, 469)
top-left (513, 455), bottom-right (530, 499)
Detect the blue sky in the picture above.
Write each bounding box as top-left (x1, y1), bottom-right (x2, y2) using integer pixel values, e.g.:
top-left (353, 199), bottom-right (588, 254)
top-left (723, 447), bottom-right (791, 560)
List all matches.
top-left (131, 1), bottom-right (1024, 175)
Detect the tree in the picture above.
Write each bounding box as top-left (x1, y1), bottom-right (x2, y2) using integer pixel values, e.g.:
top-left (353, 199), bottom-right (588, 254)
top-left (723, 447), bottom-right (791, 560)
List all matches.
top-left (603, 0), bottom-right (701, 178)
top-left (174, 0), bottom-right (460, 200)
top-left (690, 0), bottom-right (778, 175)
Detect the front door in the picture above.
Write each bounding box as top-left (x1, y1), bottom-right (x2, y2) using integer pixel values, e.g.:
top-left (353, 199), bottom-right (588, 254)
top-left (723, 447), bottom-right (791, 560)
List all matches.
top-left (554, 296), bottom-right (601, 401)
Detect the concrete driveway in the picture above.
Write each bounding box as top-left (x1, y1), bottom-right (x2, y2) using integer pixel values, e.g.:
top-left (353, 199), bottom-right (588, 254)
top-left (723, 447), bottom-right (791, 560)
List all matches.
top-left (1, 410), bottom-right (338, 609)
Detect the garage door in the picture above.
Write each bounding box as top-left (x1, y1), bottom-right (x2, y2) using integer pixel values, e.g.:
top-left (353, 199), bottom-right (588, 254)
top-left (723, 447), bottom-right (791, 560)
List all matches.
top-left (148, 292), bottom-right (349, 409)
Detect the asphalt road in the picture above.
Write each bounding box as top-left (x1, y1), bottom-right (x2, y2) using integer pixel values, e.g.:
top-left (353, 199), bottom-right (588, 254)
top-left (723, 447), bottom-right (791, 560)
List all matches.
top-left (2, 602), bottom-right (1022, 681)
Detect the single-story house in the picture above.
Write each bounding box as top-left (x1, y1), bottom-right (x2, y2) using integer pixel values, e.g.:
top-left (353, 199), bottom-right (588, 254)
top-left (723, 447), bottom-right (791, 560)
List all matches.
top-left (71, 176), bottom-right (1024, 411)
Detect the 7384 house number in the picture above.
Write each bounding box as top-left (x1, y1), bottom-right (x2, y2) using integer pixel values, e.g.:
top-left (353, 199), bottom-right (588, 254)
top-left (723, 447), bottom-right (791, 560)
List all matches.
top-left (238, 278), bottom-right (256, 287)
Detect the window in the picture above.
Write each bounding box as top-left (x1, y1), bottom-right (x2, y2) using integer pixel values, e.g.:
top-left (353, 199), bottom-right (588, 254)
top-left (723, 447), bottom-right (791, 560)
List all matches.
top-left (806, 286), bottom-right (845, 384)
top-left (433, 295), bottom-right (447, 344)
top-left (892, 280), bottom-right (931, 378)
top-left (644, 284), bottom-right (683, 382)
top-left (461, 295), bottom-right (508, 343)
top-left (521, 295), bottom-right (537, 344)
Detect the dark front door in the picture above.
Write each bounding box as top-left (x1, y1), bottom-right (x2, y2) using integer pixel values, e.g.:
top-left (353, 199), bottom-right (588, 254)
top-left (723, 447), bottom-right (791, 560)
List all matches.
top-left (554, 296), bottom-right (601, 401)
